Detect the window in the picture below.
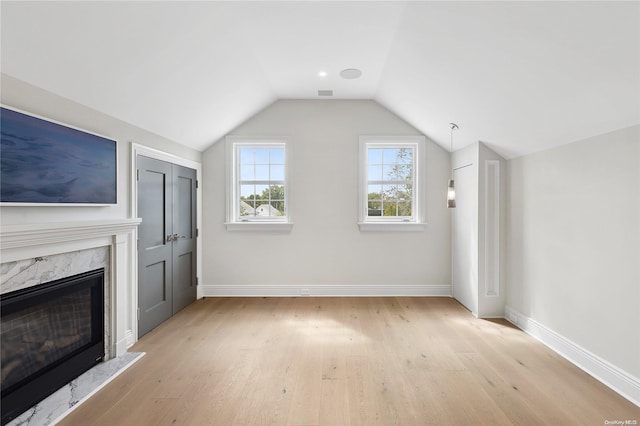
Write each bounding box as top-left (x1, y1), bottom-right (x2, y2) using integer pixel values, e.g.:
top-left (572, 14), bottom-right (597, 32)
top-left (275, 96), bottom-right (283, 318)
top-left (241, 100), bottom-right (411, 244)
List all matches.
top-left (226, 137), bottom-right (292, 230)
top-left (359, 136), bottom-right (425, 231)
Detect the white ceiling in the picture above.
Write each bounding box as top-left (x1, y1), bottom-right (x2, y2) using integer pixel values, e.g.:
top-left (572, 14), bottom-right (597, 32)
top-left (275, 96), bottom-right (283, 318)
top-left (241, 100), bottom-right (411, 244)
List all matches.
top-left (2, 1), bottom-right (639, 158)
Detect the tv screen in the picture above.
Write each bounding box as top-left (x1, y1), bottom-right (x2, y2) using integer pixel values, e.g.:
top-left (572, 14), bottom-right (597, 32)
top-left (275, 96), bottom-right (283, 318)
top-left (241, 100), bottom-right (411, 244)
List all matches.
top-left (1, 106), bottom-right (117, 205)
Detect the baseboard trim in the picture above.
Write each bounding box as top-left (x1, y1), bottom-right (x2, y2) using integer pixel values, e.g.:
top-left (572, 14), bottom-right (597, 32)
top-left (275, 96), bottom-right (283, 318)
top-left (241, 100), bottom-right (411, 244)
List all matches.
top-left (115, 331), bottom-right (133, 357)
top-left (202, 284), bottom-right (451, 297)
top-left (504, 305), bottom-right (640, 407)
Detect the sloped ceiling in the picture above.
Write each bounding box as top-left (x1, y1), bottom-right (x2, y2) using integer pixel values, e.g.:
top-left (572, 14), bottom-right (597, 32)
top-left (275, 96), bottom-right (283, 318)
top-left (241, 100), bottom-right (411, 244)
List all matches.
top-left (1, 1), bottom-right (638, 158)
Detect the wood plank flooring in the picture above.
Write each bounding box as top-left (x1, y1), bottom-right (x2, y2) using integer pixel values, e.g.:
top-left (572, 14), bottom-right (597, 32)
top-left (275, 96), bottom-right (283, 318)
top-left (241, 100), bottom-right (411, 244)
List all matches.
top-left (60, 297), bottom-right (639, 425)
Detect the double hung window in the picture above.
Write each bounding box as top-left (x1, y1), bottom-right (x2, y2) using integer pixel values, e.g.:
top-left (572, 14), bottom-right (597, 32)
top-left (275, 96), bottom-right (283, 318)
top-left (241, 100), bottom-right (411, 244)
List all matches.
top-left (226, 137), bottom-right (291, 230)
top-left (359, 136), bottom-right (425, 231)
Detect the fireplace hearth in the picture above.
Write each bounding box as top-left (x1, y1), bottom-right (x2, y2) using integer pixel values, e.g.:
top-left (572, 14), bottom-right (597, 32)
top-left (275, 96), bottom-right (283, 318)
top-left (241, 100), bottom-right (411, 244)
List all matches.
top-left (1, 269), bottom-right (105, 425)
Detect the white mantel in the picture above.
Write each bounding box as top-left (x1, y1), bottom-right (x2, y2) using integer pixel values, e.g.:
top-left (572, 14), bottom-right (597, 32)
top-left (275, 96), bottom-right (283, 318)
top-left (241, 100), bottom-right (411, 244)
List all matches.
top-left (0, 219), bottom-right (141, 356)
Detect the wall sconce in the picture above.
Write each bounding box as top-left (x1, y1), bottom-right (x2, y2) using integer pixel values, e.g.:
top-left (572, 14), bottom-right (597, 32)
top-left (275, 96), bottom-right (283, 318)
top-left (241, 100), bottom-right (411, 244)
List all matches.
top-left (447, 179), bottom-right (456, 208)
top-left (447, 123), bottom-right (458, 208)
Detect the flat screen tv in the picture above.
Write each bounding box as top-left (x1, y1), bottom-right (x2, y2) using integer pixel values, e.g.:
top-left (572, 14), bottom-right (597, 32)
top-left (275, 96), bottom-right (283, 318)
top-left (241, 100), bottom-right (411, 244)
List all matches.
top-left (1, 106), bottom-right (117, 205)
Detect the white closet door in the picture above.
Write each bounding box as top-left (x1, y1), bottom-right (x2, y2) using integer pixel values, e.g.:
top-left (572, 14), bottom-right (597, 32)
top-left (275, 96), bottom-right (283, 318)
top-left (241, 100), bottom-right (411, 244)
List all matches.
top-left (452, 164), bottom-right (477, 315)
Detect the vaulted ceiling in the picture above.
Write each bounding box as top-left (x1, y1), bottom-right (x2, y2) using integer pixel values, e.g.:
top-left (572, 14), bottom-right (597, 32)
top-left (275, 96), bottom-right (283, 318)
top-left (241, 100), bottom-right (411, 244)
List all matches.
top-left (2, 1), bottom-right (638, 158)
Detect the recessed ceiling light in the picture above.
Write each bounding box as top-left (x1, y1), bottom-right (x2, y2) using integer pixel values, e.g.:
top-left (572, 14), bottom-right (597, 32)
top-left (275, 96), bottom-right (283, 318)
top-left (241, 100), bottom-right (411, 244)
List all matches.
top-left (318, 71), bottom-right (328, 78)
top-left (340, 68), bottom-right (362, 79)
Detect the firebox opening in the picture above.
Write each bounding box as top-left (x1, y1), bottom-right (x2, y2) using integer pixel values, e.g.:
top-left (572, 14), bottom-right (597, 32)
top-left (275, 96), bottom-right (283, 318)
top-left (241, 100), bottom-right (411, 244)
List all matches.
top-left (1, 268), bottom-right (105, 425)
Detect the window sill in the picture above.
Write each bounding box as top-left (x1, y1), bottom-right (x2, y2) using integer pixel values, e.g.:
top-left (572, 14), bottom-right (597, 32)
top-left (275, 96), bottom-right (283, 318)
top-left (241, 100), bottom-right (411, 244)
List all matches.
top-left (358, 222), bottom-right (426, 232)
top-left (225, 222), bottom-right (294, 232)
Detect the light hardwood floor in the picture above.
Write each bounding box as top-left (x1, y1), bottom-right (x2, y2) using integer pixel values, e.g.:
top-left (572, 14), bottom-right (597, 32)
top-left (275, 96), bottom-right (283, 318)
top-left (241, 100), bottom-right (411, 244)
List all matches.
top-left (61, 297), bottom-right (639, 425)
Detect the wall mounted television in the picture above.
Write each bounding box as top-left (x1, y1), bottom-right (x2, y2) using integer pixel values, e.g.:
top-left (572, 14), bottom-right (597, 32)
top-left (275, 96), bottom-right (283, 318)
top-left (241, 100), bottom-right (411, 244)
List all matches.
top-left (1, 106), bottom-right (117, 205)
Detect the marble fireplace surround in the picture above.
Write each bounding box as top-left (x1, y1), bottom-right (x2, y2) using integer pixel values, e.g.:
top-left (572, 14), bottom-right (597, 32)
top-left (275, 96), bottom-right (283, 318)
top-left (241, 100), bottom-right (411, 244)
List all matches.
top-left (0, 219), bottom-right (141, 358)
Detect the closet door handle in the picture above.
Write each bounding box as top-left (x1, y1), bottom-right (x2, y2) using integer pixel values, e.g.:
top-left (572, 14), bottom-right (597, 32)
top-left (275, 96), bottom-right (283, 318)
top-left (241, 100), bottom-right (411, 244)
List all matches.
top-left (166, 235), bottom-right (174, 243)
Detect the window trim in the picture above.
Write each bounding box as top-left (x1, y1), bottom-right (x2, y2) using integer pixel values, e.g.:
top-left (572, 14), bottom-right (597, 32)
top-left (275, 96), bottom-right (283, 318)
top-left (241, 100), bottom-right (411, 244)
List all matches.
top-left (225, 136), bottom-right (292, 231)
top-left (358, 135), bottom-right (426, 232)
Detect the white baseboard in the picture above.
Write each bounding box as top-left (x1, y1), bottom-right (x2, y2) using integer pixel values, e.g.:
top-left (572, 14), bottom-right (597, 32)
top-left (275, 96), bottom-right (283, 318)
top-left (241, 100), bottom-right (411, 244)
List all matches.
top-left (202, 284), bottom-right (451, 297)
top-left (505, 305), bottom-right (640, 407)
top-left (115, 330), bottom-right (135, 357)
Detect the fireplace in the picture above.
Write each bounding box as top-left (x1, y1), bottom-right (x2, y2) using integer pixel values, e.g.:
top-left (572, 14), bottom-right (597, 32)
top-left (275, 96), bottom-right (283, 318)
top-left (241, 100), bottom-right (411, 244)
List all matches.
top-left (0, 269), bottom-right (105, 425)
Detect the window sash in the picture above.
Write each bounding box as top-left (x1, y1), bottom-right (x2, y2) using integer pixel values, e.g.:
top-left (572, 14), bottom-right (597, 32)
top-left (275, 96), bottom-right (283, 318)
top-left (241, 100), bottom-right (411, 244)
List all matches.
top-left (364, 143), bottom-right (417, 222)
top-left (233, 142), bottom-right (288, 222)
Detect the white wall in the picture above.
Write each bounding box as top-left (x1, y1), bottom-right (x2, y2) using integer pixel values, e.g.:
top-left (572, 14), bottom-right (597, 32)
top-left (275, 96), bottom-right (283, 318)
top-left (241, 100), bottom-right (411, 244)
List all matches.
top-left (507, 125), bottom-right (640, 380)
top-left (0, 74), bottom-right (202, 225)
top-left (201, 100), bottom-right (451, 295)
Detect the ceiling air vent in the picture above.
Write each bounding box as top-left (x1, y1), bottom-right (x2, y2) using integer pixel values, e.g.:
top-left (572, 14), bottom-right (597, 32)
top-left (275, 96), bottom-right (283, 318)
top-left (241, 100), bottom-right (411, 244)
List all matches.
top-left (317, 90), bottom-right (333, 97)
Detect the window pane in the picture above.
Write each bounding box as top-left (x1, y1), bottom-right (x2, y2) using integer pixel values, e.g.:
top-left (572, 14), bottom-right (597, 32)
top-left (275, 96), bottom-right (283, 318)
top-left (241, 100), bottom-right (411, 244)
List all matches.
top-left (395, 164), bottom-right (412, 180)
top-left (382, 185), bottom-right (397, 200)
top-left (255, 203), bottom-right (270, 216)
top-left (240, 165), bottom-right (254, 180)
top-left (239, 148), bottom-right (255, 165)
top-left (270, 165), bottom-right (285, 181)
top-left (268, 185), bottom-right (285, 200)
top-left (269, 200), bottom-right (285, 216)
top-left (254, 148), bottom-right (269, 164)
top-left (397, 202), bottom-right (412, 216)
top-left (367, 201), bottom-right (382, 217)
top-left (270, 148), bottom-right (285, 164)
top-left (383, 148), bottom-right (398, 164)
top-left (255, 184), bottom-right (268, 199)
top-left (252, 201), bottom-right (284, 217)
top-left (239, 199), bottom-right (255, 216)
top-left (368, 148), bottom-right (382, 164)
top-left (398, 184), bottom-right (412, 202)
top-left (397, 148), bottom-right (413, 164)
top-left (368, 165), bottom-right (382, 181)
top-left (382, 202), bottom-right (398, 217)
top-left (255, 165), bottom-right (269, 180)
top-left (240, 184), bottom-right (255, 198)
top-left (368, 185), bottom-right (382, 198)
top-left (382, 165), bottom-right (395, 181)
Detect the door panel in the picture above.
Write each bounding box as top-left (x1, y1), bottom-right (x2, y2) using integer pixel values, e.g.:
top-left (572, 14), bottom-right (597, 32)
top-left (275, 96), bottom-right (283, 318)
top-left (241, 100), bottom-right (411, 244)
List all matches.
top-left (138, 170), bottom-right (167, 248)
top-left (172, 165), bottom-right (197, 314)
top-left (142, 261), bottom-right (169, 309)
top-left (175, 174), bottom-right (194, 239)
top-left (174, 252), bottom-right (193, 313)
top-left (137, 156), bottom-right (173, 337)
